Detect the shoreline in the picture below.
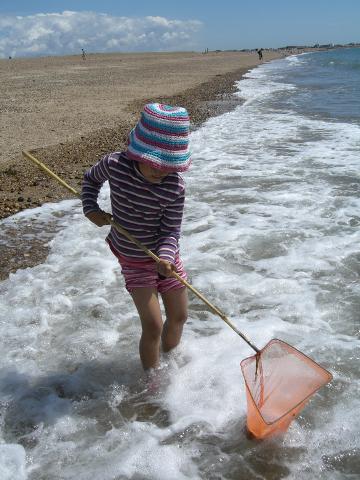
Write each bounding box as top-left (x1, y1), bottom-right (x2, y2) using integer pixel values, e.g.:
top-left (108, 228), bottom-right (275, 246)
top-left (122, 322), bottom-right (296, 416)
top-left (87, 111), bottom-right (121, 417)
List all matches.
top-left (1, 50), bottom-right (291, 223)
top-left (0, 67), bottom-right (250, 280)
top-left (0, 49), bottom-right (307, 280)
top-left (0, 66), bottom-right (250, 218)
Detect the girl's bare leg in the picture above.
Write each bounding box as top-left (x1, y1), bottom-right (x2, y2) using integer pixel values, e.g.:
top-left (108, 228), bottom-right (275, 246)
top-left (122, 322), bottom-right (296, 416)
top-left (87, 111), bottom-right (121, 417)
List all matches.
top-left (161, 287), bottom-right (188, 352)
top-left (131, 287), bottom-right (163, 370)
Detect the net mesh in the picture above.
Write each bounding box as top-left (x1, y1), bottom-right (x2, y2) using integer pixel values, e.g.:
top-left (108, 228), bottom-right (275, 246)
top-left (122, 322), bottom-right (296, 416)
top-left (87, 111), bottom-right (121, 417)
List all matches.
top-left (240, 339), bottom-right (332, 439)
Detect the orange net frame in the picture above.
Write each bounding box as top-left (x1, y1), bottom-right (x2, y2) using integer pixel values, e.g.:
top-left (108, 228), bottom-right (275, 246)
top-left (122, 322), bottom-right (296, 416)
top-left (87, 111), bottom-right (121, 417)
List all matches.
top-left (240, 339), bottom-right (332, 439)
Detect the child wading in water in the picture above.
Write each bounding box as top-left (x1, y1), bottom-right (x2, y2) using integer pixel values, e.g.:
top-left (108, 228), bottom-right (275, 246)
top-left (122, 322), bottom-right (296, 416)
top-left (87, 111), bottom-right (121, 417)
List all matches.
top-left (82, 103), bottom-right (191, 372)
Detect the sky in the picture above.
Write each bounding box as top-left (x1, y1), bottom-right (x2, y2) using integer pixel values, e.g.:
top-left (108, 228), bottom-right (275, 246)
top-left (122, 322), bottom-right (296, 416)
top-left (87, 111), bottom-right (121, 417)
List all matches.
top-left (0, 0), bottom-right (359, 58)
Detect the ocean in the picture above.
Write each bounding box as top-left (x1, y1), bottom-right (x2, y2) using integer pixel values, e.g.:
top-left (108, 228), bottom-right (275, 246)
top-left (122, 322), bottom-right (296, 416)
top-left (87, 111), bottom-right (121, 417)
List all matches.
top-left (1, 48), bottom-right (359, 479)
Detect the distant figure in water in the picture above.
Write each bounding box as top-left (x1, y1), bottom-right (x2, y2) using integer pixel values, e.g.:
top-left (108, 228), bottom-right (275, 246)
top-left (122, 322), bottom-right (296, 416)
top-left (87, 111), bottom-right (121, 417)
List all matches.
top-left (81, 103), bottom-right (191, 375)
top-left (81, 48), bottom-right (86, 60)
top-left (257, 48), bottom-right (263, 60)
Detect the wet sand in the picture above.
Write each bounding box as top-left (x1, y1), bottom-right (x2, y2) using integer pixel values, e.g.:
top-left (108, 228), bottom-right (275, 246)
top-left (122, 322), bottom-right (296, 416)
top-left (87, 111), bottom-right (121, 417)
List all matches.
top-left (0, 49), bottom-right (289, 279)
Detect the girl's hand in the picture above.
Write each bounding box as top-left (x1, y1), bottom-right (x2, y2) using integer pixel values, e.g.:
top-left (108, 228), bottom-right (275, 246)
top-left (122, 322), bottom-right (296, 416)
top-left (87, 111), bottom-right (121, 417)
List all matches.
top-left (86, 210), bottom-right (112, 227)
top-left (157, 260), bottom-right (176, 278)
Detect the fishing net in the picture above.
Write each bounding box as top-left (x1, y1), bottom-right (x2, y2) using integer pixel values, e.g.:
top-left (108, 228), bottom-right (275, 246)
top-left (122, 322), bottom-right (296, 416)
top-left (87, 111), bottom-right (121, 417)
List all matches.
top-left (241, 339), bottom-right (332, 439)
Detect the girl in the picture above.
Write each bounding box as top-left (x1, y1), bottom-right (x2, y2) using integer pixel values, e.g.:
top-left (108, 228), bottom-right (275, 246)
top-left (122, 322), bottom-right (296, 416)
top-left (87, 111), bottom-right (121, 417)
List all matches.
top-left (81, 103), bottom-right (191, 371)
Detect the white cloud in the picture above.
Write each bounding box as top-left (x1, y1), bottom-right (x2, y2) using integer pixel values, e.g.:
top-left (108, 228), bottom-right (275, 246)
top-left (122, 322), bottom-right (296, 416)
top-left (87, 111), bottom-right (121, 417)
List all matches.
top-left (0, 11), bottom-right (203, 58)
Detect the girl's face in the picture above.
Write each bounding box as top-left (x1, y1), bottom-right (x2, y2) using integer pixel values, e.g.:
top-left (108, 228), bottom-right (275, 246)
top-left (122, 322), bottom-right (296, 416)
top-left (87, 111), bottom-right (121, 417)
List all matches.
top-left (138, 163), bottom-right (168, 184)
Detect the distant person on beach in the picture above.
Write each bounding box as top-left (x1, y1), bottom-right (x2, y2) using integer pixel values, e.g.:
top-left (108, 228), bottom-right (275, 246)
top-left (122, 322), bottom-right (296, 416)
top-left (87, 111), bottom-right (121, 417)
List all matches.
top-left (82, 103), bottom-right (191, 375)
top-left (81, 48), bottom-right (86, 60)
top-left (257, 48), bottom-right (263, 60)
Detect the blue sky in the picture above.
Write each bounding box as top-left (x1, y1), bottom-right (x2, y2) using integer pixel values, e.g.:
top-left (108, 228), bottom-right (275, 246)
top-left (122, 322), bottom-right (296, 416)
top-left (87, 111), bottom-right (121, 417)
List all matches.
top-left (1, 0), bottom-right (359, 58)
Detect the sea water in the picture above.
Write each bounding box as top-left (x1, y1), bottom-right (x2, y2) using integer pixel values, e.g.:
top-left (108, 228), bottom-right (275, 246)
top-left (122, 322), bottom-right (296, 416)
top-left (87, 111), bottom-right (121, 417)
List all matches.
top-left (1, 48), bottom-right (360, 479)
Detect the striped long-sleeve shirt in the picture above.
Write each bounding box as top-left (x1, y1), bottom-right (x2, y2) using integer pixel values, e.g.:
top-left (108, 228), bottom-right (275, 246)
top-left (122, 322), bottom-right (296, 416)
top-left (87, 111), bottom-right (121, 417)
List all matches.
top-left (82, 152), bottom-right (185, 263)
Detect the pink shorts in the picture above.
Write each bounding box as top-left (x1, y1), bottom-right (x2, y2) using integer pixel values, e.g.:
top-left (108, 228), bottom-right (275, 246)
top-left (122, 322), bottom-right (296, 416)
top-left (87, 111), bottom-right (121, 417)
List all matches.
top-left (108, 241), bottom-right (187, 293)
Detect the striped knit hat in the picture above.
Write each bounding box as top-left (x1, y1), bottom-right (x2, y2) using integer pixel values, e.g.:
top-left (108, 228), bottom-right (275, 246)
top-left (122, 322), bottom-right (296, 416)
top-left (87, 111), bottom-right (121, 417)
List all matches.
top-left (126, 103), bottom-right (191, 172)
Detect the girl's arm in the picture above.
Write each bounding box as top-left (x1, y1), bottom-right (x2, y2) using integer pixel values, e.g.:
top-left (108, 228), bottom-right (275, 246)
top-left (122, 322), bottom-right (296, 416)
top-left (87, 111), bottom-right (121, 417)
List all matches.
top-left (157, 188), bottom-right (185, 264)
top-left (82, 155), bottom-right (111, 222)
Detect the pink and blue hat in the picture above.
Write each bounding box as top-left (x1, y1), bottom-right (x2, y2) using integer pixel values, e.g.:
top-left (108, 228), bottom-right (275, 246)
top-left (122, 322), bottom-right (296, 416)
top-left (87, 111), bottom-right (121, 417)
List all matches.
top-left (126, 103), bottom-right (191, 173)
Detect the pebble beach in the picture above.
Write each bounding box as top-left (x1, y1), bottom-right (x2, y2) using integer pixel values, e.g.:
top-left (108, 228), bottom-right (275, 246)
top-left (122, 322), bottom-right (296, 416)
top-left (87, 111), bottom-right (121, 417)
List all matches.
top-left (0, 50), bottom-right (288, 218)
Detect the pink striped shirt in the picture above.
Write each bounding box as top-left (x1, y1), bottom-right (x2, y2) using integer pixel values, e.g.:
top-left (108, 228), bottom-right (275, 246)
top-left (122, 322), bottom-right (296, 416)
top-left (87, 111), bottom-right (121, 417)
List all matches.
top-left (82, 152), bottom-right (185, 263)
